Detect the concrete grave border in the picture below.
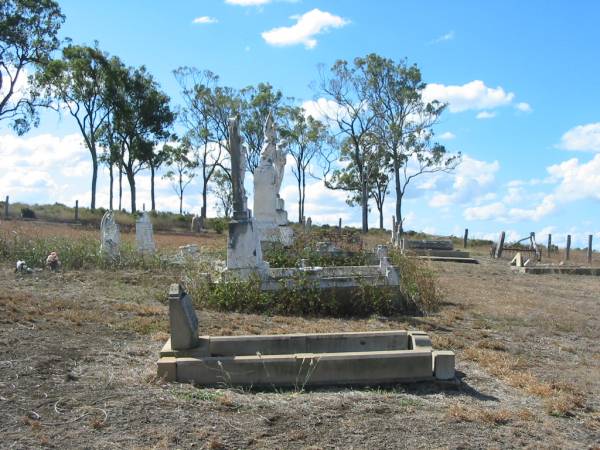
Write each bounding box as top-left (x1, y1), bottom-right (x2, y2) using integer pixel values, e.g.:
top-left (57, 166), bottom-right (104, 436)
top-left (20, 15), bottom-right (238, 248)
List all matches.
top-left (157, 284), bottom-right (456, 387)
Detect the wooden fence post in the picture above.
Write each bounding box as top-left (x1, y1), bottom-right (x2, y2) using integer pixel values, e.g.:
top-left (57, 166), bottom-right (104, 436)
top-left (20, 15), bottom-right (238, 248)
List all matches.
top-left (495, 231), bottom-right (506, 258)
top-left (588, 234), bottom-right (593, 264)
top-left (566, 235), bottom-right (571, 261)
top-left (547, 234), bottom-right (552, 257)
top-left (463, 228), bottom-right (469, 249)
top-left (3, 195), bottom-right (8, 219)
top-left (74, 200), bottom-right (79, 221)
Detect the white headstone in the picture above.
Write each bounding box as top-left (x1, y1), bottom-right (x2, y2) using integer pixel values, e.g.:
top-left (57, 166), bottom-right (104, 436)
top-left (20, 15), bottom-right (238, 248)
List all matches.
top-left (136, 212), bottom-right (155, 254)
top-left (100, 211), bottom-right (120, 260)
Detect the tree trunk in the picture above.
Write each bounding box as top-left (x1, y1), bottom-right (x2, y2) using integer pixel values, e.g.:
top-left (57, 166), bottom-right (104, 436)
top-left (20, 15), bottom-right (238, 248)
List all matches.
top-left (301, 171), bottom-right (306, 224)
top-left (398, 194), bottom-right (403, 235)
top-left (126, 169), bottom-right (136, 213)
top-left (179, 170), bottom-right (184, 215)
top-left (150, 164), bottom-right (156, 212)
top-left (297, 175), bottom-right (302, 223)
top-left (90, 150), bottom-right (98, 211)
top-left (202, 182), bottom-right (208, 219)
top-left (393, 158), bottom-right (402, 226)
top-left (109, 164), bottom-right (114, 211)
top-left (361, 178), bottom-right (368, 233)
top-left (379, 206), bottom-right (383, 230)
top-left (118, 161), bottom-right (123, 211)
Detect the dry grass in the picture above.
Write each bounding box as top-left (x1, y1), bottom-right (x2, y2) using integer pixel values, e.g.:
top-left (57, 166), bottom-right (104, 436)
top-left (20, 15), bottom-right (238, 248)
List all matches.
top-left (447, 404), bottom-right (517, 425)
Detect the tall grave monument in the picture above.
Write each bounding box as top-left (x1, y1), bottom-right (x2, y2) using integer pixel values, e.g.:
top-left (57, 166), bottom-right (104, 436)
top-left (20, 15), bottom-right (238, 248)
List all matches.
top-left (253, 114), bottom-right (293, 246)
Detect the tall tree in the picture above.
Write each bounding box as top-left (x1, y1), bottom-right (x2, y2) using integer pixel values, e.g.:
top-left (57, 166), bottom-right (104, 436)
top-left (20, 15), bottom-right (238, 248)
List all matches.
top-left (318, 59), bottom-right (379, 232)
top-left (0, 0), bottom-right (64, 134)
top-left (280, 106), bottom-right (331, 223)
top-left (163, 140), bottom-right (198, 215)
top-left (240, 82), bottom-right (285, 174)
top-left (111, 65), bottom-right (174, 213)
top-left (39, 44), bottom-right (112, 210)
top-left (211, 168), bottom-right (233, 218)
top-left (358, 53), bottom-right (460, 232)
top-left (326, 136), bottom-right (390, 230)
top-left (173, 67), bottom-right (228, 219)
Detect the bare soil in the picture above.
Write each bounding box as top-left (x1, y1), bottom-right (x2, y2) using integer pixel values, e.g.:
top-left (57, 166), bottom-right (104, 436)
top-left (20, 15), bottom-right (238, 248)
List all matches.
top-left (1, 225), bottom-right (599, 449)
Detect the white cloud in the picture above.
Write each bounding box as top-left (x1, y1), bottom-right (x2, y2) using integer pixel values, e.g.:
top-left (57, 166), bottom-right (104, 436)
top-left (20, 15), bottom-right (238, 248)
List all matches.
top-left (423, 80), bottom-right (515, 113)
top-left (439, 131), bottom-right (456, 140)
top-left (226, 0), bottom-right (271, 5)
top-left (192, 16), bottom-right (218, 24)
top-left (430, 30), bottom-right (454, 44)
top-left (515, 102), bottom-right (532, 113)
top-left (261, 9), bottom-right (349, 49)
top-left (476, 111), bottom-right (496, 120)
top-left (464, 202), bottom-right (507, 221)
top-left (558, 123), bottom-right (600, 152)
top-left (301, 97), bottom-right (347, 123)
top-left (428, 156), bottom-right (500, 208)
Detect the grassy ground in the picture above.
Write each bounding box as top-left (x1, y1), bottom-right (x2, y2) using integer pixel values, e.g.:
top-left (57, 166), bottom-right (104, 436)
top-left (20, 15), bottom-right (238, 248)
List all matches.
top-left (0, 220), bottom-right (599, 448)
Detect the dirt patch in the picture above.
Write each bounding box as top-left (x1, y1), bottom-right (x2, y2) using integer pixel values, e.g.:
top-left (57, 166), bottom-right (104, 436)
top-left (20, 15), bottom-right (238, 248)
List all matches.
top-left (1, 246), bottom-right (599, 447)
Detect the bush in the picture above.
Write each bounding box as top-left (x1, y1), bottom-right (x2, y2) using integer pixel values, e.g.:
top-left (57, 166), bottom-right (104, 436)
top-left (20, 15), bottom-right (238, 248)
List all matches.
top-left (389, 250), bottom-right (441, 314)
top-left (20, 207), bottom-right (36, 219)
top-left (185, 272), bottom-right (412, 318)
top-left (212, 218), bottom-right (227, 234)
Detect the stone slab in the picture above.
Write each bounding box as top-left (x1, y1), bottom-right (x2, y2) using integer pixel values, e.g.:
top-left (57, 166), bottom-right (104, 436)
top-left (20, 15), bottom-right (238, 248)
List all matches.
top-left (171, 350), bottom-right (435, 387)
top-left (416, 256), bottom-right (479, 264)
top-left (402, 239), bottom-right (454, 251)
top-left (512, 266), bottom-right (600, 276)
top-left (433, 351), bottom-right (455, 380)
top-left (168, 284), bottom-right (200, 350)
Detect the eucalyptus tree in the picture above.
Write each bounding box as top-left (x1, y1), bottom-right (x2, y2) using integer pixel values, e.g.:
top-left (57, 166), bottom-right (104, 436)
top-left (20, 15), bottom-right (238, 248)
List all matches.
top-left (163, 139), bottom-right (198, 215)
top-left (317, 58), bottom-right (380, 232)
top-left (0, 0), bottom-right (64, 133)
top-left (111, 65), bottom-right (174, 213)
top-left (239, 82), bottom-right (285, 174)
top-left (326, 135), bottom-right (391, 230)
top-left (173, 67), bottom-right (231, 219)
top-left (39, 44), bottom-right (113, 210)
top-left (359, 53), bottom-right (460, 233)
top-left (280, 106), bottom-right (332, 223)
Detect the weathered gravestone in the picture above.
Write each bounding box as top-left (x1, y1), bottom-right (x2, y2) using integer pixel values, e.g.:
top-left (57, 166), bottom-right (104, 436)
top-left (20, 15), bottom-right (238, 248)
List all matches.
top-left (100, 211), bottom-right (120, 260)
top-left (168, 283), bottom-right (199, 350)
top-left (136, 212), bottom-right (156, 254)
top-left (226, 115), bottom-right (269, 279)
top-left (191, 214), bottom-right (203, 233)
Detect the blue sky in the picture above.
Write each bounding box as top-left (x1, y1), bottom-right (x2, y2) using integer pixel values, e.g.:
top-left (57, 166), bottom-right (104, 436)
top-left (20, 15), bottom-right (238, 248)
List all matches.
top-left (2, 0), bottom-right (600, 246)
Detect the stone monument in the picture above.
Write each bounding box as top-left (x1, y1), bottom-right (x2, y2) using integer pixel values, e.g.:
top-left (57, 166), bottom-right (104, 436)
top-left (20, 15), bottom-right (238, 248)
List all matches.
top-left (225, 115), bottom-right (269, 279)
top-left (100, 211), bottom-right (120, 260)
top-left (253, 114), bottom-right (293, 246)
top-left (136, 211), bottom-right (156, 254)
top-left (191, 214), bottom-right (204, 233)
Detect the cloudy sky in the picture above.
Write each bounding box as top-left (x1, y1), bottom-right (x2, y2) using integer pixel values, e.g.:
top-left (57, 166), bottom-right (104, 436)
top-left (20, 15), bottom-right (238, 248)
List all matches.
top-left (2, 0), bottom-right (600, 246)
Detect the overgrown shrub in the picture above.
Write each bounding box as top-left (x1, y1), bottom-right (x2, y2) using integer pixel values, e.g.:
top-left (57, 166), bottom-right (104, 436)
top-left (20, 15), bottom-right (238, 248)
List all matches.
top-left (20, 207), bottom-right (36, 219)
top-left (185, 272), bottom-right (411, 318)
top-left (389, 250), bottom-right (441, 313)
top-left (184, 250), bottom-right (441, 318)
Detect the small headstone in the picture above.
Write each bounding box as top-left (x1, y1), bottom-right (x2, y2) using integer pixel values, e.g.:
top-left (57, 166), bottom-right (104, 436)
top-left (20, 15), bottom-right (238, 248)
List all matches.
top-left (100, 211), bottom-right (120, 260)
top-left (306, 217), bottom-right (312, 230)
top-left (168, 284), bottom-right (200, 350)
top-left (191, 214), bottom-right (203, 233)
top-left (136, 212), bottom-right (155, 254)
top-left (338, 218), bottom-right (342, 230)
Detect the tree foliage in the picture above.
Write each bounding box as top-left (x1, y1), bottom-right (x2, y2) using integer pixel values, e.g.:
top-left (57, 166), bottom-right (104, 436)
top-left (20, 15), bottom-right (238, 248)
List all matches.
top-left (0, 0), bottom-right (64, 134)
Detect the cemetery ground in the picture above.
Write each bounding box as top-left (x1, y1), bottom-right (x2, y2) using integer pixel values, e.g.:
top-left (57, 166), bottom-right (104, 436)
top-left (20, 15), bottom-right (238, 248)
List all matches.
top-left (1, 221), bottom-right (599, 449)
